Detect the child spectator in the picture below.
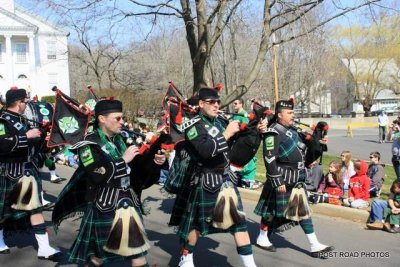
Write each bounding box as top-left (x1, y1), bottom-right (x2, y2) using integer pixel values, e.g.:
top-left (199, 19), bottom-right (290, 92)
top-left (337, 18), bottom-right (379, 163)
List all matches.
top-left (340, 150), bottom-right (356, 197)
top-left (54, 152), bottom-right (67, 165)
top-left (317, 160), bottom-right (343, 203)
top-left (382, 181), bottom-right (400, 233)
top-left (54, 146), bottom-right (79, 168)
top-left (367, 152), bottom-right (385, 197)
top-left (366, 199), bottom-right (389, 230)
top-left (343, 160), bottom-right (371, 208)
top-left (139, 122), bottom-right (147, 133)
top-left (63, 145), bottom-right (79, 168)
top-left (305, 159), bottom-right (324, 192)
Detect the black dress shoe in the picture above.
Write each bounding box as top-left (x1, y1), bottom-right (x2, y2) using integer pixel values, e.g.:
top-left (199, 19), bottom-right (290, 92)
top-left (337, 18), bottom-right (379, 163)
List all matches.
top-left (42, 202), bottom-right (55, 210)
top-left (38, 251), bottom-right (64, 262)
top-left (310, 246), bottom-right (335, 259)
top-left (255, 243), bottom-right (277, 252)
top-left (0, 248), bottom-right (10, 254)
top-left (50, 177), bottom-right (63, 183)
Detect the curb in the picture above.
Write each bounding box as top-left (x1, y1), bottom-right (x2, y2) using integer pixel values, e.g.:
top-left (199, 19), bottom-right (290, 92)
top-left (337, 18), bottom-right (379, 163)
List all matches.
top-left (238, 187), bottom-right (370, 223)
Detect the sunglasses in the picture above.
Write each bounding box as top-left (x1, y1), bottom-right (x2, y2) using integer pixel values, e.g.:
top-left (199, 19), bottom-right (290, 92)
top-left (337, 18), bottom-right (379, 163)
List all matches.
top-left (369, 156), bottom-right (375, 159)
top-left (204, 99), bottom-right (221, 105)
top-left (111, 116), bottom-right (123, 122)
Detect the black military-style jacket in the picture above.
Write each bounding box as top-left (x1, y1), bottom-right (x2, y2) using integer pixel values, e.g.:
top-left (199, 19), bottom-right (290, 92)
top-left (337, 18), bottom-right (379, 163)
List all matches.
top-left (0, 110), bottom-right (30, 162)
top-left (184, 113), bottom-right (229, 171)
top-left (73, 132), bottom-right (130, 185)
top-left (0, 110), bottom-right (42, 181)
top-left (263, 122), bottom-right (306, 188)
top-left (71, 131), bottom-right (139, 212)
top-left (182, 113), bottom-right (233, 193)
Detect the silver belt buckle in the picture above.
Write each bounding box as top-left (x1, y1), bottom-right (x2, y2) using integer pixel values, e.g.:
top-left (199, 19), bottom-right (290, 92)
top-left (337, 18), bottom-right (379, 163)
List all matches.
top-left (120, 176), bottom-right (130, 189)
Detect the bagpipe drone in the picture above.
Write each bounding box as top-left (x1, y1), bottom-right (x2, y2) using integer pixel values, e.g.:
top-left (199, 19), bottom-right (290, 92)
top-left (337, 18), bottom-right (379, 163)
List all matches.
top-left (226, 99), bottom-right (274, 170)
top-left (291, 119), bottom-right (329, 166)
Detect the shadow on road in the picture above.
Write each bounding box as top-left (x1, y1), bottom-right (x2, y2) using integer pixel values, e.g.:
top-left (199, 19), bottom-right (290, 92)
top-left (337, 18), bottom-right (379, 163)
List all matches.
top-left (148, 229), bottom-right (235, 267)
top-left (246, 218), bottom-right (309, 256)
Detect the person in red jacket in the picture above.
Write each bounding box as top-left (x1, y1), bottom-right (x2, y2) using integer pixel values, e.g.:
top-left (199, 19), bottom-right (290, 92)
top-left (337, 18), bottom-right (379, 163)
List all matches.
top-left (343, 160), bottom-right (371, 208)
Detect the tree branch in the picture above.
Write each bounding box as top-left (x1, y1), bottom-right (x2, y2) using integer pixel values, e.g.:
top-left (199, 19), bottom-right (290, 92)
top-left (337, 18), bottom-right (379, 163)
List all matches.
top-left (207, 1), bottom-right (223, 24)
top-left (180, 0), bottom-right (198, 61)
top-left (222, 0), bottom-right (271, 105)
top-left (127, 0), bottom-right (182, 14)
top-left (209, 0), bottom-right (243, 52)
top-left (270, 0), bottom-right (322, 22)
top-left (119, 10), bottom-right (181, 18)
top-left (272, 0), bottom-right (382, 46)
top-left (271, 1), bottom-right (321, 33)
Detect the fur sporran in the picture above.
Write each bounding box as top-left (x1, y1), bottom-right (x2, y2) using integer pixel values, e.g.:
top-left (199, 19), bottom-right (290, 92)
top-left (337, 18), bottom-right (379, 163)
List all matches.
top-left (212, 181), bottom-right (245, 229)
top-left (104, 202), bottom-right (150, 256)
top-left (10, 175), bottom-right (41, 211)
top-left (284, 183), bottom-right (312, 221)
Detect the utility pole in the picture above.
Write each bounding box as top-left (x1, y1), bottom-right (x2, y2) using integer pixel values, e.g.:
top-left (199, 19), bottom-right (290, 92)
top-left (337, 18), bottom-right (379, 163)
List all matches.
top-left (272, 33), bottom-right (279, 105)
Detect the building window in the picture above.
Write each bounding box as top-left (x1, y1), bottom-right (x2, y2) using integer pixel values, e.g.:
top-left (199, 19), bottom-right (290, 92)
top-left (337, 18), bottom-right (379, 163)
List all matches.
top-left (15, 43), bottom-right (27, 63)
top-left (48, 73), bottom-right (58, 88)
top-left (15, 74), bottom-right (29, 90)
top-left (47, 41), bottom-right (56, 60)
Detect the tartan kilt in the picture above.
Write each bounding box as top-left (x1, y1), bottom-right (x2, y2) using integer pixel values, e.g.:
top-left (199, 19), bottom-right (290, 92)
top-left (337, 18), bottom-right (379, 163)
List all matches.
top-left (0, 169), bottom-right (43, 231)
top-left (164, 147), bottom-right (194, 194)
top-left (68, 204), bottom-right (147, 265)
top-left (254, 170), bottom-right (307, 219)
top-left (173, 174), bottom-right (248, 242)
top-left (168, 172), bottom-right (192, 227)
top-left (164, 155), bottom-right (194, 194)
top-left (254, 179), bottom-right (292, 219)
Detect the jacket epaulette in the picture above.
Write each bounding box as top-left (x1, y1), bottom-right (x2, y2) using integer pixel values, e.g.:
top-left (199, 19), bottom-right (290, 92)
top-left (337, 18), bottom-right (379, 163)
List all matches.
top-left (181, 115), bottom-right (201, 131)
top-left (265, 127), bottom-right (279, 135)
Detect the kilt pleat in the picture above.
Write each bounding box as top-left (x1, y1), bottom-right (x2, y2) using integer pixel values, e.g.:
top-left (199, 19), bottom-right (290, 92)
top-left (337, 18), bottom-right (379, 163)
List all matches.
top-left (254, 180), bottom-right (292, 218)
top-left (0, 169), bottom-right (43, 232)
top-left (254, 180), bottom-right (303, 232)
top-left (173, 174), bottom-right (248, 242)
top-left (67, 204), bottom-right (147, 265)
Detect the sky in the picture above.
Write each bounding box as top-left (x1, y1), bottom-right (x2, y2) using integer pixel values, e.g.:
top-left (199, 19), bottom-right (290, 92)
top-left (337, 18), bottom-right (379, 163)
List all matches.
top-left (14, 0), bottom-right (400, 46)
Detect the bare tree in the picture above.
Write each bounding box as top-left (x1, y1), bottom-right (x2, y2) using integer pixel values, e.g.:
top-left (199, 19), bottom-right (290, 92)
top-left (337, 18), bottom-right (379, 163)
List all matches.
top-left (333, 12), bottom-right (400, 114)
top-left (38, 1), bottom-right (384, 102)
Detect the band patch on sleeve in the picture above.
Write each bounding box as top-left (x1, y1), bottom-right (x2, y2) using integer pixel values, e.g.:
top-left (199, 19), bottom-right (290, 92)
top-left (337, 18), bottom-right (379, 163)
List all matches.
top-left (80, 145), bottom-right (94, 166)
top-left (0, 123), bottom-right (5, 136)
top-left (266, 136), bottom-right (274, 150)
top-left (187, 127), bottom-right (198, 141)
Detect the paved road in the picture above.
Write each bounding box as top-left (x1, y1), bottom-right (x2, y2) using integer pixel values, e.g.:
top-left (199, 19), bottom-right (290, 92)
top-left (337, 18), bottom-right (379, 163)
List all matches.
top-left (326, 128), bottom-right (393, 164)
top-left (1, 165), bottom-right (398, 267)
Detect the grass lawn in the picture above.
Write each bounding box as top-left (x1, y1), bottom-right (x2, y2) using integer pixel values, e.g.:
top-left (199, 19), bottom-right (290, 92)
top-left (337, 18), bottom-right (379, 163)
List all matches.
top-left (254, 148), bottom-right (395, 199)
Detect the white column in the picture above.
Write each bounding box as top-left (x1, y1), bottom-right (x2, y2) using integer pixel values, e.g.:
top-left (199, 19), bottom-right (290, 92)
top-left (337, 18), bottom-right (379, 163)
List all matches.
top-left (5, 34), bottom-right (14, 86)
top-left (28, 34), bottom-right (36, 93)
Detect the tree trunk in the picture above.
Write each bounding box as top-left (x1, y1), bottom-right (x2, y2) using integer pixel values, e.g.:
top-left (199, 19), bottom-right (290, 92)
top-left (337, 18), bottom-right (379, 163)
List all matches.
top-left (193, 0), bottom-right (210, 91)
top-left (222, 0), bottom-right (271, 106)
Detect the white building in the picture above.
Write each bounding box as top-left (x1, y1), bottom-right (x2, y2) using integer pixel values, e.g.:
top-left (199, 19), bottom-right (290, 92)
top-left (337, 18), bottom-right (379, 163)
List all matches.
top-left (342, 58), bottom-right (400, 113)
top-left (293, 81), bottom-right (332, 116)
top-left (0, 0), bottom-right (70, 99)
